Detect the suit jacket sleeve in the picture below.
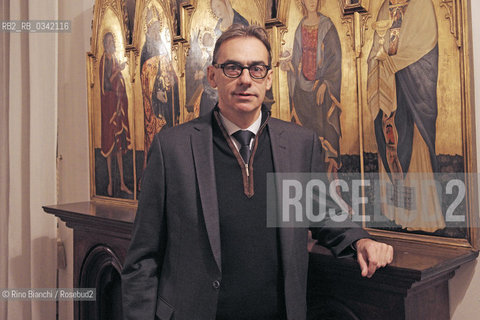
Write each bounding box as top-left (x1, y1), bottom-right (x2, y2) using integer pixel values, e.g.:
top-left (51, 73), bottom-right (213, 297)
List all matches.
top-left (307, 132), bottom-right (370, 257)
top-left (121, 135), bottom-right (167, 319)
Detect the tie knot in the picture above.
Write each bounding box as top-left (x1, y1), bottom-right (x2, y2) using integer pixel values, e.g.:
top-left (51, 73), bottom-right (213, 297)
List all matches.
top-left (232, 130), bottom-right (254, 147)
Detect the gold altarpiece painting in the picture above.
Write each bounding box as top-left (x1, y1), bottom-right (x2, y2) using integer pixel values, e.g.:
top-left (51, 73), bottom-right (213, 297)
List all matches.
top-left (86, 0), bottom-right (477, 248)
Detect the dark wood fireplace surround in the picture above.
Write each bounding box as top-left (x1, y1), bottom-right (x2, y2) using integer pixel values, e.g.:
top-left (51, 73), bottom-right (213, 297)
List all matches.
top-left (43, 201), bottom-right (478, 320)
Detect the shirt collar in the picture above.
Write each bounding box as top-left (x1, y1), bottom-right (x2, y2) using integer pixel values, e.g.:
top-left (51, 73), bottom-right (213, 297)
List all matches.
top-left (218, 111), bottom-right (262, 136)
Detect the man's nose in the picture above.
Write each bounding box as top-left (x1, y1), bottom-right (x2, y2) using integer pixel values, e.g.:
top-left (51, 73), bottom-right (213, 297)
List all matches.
top-left (237, 68), bottom-right (252, 84)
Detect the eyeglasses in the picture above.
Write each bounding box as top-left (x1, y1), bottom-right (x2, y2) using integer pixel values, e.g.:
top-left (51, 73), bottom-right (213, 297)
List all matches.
top-left (213, 62), bottom-right (271, 79)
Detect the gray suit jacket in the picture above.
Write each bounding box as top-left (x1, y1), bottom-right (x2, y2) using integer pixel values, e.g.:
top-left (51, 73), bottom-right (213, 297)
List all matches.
top-left (121, 110), bottom-right (369, 320)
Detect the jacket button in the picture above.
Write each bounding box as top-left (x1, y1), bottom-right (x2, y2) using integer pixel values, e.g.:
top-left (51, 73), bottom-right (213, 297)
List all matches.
top-left (212, 280), bottom-right (220, 289)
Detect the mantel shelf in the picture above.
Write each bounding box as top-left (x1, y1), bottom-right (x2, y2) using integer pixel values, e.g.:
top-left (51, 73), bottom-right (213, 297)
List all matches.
top-left (43, 201), bottom-right (478, 276)
top-left (43, 201), bottom-right (136, 239)
top-left (43, 201), bottom-right (479, 320)
top-left (309, 238), bottom-right (478, 284)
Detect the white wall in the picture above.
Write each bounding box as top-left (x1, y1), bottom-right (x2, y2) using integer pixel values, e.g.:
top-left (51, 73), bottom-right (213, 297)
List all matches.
top-left (56, 1), bottom-right (94, 319)
top-left (6, 0), bottom-right (59, 319)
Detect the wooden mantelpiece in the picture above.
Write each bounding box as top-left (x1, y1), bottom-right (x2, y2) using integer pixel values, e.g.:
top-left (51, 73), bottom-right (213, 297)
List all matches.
top-left (307, 240), bottom-right (478, 320)
top-left (43, 201), bottom-right (136, 236)
top-left (43, 201), bottom-right (478, 320)
top-left (43, 201), bottom-right (136, 320)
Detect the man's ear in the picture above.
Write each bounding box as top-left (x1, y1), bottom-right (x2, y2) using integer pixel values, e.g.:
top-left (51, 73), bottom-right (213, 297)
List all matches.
top-left (265, 69), bottom-right (273, 90)
top-left (207, 65), bottom-right (217, 88)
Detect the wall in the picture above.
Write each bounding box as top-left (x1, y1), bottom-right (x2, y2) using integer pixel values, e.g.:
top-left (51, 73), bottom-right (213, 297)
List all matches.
top-left (5, 0), bottom-right (59, 319)
top-left (56, 1), bottom-right (94, 319)
top-left (0, 1), bottom-right (10, 319)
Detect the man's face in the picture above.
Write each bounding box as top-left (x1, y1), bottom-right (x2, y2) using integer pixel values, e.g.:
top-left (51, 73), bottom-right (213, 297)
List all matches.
top-left (207, 37), bottom-right (272, 122)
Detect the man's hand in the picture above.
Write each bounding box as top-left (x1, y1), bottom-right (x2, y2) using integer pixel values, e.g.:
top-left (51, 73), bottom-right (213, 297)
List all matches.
top-left (355, 238), bottom-right (393, 278)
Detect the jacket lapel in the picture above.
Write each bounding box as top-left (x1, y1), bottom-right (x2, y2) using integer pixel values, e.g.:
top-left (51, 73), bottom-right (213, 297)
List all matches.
top-left (268, 121), bottom-right (289, 173)
top-left (268, 122), bottom-right (296, 274)
top-left (191, 116), bottom-right (222, 272)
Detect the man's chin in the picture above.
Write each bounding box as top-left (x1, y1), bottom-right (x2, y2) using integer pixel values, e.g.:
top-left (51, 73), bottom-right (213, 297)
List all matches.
top-left (233, 103), bottom-right (262, 113)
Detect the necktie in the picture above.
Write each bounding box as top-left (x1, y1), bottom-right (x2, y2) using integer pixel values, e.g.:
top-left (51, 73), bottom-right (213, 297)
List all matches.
top-left (232, 130), bottom-right (254, 164)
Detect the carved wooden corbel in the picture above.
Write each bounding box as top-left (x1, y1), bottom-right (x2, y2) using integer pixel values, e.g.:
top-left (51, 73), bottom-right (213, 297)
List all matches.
top-left (440, 0), bottom-right (462, 48)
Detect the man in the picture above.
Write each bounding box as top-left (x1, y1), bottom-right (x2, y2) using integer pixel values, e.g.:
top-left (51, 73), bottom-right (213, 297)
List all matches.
top-left (122, 24), bottom-right (393, 320)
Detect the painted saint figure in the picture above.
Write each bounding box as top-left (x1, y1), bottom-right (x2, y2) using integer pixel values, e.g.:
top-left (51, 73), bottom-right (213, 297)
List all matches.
top-left (99, 32), bottom-right (132, 196)
top-left (367, 0), bottom-right (445, 232)
top-left (140, 7), bottom-right (180, 171)
top-left (287, 0), bottom-right (342, 174)
top-left (185, 0), bottom-right (248, 118)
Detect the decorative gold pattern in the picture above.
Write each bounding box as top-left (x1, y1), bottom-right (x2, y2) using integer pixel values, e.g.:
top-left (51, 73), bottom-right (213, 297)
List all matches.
top-left (341, 12), bottom-right (370, 55)
top-left (339, 0), bottom-right (370, 15)
top-left (127, 49), bottom-right (136, 82)
top-left (121, 0), bottom-right (131, 42)
top-left (341, 15), bottom-right (354, 51)
top-left (279, 27), bottom-right (288, 47)
top-left (357, 12), bottom-right (370, 55)
top-left (440, 0), bottom-right (461, 47)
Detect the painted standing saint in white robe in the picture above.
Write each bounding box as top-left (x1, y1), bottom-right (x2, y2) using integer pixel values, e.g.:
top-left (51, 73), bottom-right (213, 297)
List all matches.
top-left (367, 0), bottom-right (445, 232)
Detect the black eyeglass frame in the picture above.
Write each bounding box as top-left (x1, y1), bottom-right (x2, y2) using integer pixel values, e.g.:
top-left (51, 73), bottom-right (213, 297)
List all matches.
top-left (212, 62), bottom-right (271, 79)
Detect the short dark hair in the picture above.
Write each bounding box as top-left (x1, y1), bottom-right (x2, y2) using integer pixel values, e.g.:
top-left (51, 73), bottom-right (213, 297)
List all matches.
top-left (212, 24), bottom-right (272, 66)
